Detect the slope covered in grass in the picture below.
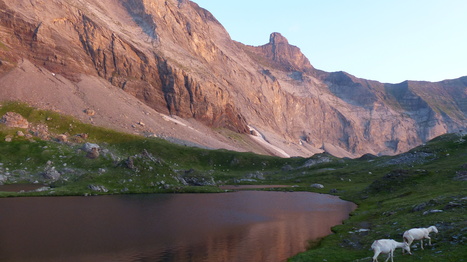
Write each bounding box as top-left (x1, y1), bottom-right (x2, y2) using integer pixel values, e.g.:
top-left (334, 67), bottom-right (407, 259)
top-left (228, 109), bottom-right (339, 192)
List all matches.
top-left (289, 134), bottom-right (467, 261)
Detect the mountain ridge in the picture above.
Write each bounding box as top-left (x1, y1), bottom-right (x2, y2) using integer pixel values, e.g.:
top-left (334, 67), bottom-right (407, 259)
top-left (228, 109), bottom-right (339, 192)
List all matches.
top-left (1, 0), bottom-right (466, 158)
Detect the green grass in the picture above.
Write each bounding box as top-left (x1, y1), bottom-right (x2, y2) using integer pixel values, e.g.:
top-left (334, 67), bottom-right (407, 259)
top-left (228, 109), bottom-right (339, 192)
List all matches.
top-left (0, 101), bottom-right (465, 261)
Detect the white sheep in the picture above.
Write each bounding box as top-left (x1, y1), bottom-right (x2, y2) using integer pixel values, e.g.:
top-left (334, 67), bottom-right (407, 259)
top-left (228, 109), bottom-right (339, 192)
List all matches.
top-left (371, 239), bottom-right (411, 262)
top-left (403, 226), bottom-right (438, 251)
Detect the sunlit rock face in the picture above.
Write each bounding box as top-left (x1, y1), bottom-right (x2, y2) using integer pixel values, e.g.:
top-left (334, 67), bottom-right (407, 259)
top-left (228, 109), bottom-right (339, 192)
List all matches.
top-left (1, 0), bottom-right (466, 158)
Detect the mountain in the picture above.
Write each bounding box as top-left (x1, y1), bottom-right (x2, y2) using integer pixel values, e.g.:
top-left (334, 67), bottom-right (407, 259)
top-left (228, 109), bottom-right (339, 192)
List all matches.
top-left (1, 0), bottom-right (466, 158)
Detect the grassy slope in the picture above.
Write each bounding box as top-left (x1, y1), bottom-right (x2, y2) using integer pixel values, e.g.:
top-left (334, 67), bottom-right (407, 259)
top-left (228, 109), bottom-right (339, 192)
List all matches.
top-left (0, 102), bottom-right (465, 261)
top-left (288, 135), bottom-right (467, 261)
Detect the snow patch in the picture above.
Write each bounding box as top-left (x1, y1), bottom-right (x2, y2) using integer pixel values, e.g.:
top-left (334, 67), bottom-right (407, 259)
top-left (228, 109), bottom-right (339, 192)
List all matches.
top-left (248, 126), bottom-right (290, 158)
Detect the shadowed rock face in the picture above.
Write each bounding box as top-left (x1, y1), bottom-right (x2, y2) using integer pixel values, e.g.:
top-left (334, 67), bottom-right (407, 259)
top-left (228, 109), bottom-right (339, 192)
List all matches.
top-left (0, 0), bottom-right (466, 158)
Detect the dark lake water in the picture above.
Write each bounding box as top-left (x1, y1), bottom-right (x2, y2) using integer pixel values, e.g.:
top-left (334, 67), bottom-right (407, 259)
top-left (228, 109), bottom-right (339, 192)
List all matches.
top-left (0, 191), bottom-right (356, 262)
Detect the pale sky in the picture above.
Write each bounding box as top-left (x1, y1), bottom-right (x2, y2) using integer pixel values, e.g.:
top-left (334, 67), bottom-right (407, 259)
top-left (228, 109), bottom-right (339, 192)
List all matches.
top-left (192, 0), bottom-right (467, 84)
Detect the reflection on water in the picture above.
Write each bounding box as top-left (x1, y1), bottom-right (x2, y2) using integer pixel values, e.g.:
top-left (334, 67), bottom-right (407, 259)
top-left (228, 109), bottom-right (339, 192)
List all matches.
top-left (0, 191), bottom-right (356, 262)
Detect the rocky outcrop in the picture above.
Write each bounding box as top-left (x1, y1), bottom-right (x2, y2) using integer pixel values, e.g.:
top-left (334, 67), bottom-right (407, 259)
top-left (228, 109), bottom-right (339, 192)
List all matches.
top-left (0, 0), bottom-right (466, 158)
top-left (242, 32), bottom-right (315, 74)
top-left (1, 112), bottom-right (29, 128)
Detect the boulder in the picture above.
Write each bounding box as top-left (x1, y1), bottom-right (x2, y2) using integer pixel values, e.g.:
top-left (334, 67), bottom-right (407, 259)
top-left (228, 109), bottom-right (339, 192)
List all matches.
top-left (42, 166), bottom-right (61, 181)
top-left (1, 112), bottom-right (29, 128)
top-left (88, 184), bottom-right (108, 192)
top-left (82, 143), bottom-right (100, 159)
top-left (82, 142), bottom-right (100, 152)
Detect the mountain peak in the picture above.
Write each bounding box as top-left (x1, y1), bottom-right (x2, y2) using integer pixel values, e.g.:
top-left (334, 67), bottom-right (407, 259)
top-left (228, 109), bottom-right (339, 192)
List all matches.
top-left (269, 32), bottom-right (289, 45)
top-left (247, 32), bottom-right (314, 73)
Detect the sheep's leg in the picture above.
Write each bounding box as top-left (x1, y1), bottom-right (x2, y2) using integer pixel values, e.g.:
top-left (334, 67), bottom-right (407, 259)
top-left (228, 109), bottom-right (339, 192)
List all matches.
top-left (372, 251), bottom-right (380, 262)
top-left (420, 239), bottom-right (424, 250)
top-left (427, 236), bottom-right (432, 246)
top-left (406, 239), bottom-right (413, 249)
top-left (404, 239), bottom-right (413, 253)
top-left (384, 251), bottom-right (392, 262)
top-left (372, 252), bottom-right (380, 262)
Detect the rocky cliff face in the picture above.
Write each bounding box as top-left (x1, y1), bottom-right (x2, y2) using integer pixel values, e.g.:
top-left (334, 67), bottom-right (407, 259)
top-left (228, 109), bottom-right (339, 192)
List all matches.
top-left (1, 0), bottom-right (466, 158)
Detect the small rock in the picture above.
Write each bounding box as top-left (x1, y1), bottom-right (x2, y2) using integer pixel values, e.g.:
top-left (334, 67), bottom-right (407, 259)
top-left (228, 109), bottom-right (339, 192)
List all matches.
top-left (250, 129), bottom-right (260, 136)
top-left (445, 202), bottom-right (462, 209)
top-left (88, 184), bottom-right (108, 192)
top-left (245, 171), bottom-right (265, 180)
top-left (423, 209), bottom-right (444, 215)
top-left (412, 202), bottom-right (428, 212)
top-left (82, 142), bottom-right (100, 152)
top-left (56, 134), bottom-right (68, 142)
top-left (310, 183), bottom-right (324, 189)
top-left (84, 108), bottom-right (95, 116)
top-left (78, 133), bottom-right (89, 139)
top-left (349, 228), bottom-right (370, 234)
top-left (34, 187), bottom-right (50, 192)
top-left (86, 148), bottom-right (99, 159)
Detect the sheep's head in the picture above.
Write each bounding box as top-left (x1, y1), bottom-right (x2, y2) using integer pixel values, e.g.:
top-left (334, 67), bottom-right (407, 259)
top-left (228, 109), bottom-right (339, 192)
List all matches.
top-left (431, 226), bottom-right (439, 233)
top-left (403, 242), bottom-right (412, 255)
